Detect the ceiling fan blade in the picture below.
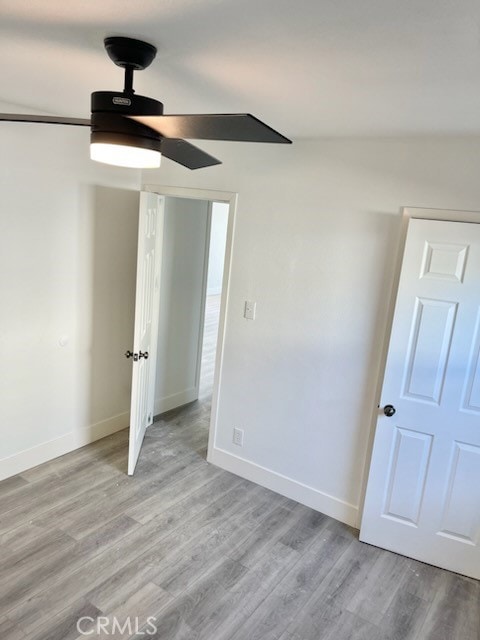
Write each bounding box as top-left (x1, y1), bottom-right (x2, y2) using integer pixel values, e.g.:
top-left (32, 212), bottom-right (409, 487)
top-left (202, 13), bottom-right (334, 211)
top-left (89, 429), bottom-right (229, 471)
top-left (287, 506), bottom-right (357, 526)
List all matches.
top-left (130, 113), bottom-right (291, 144)
top-left (0, 114), bottom-right (91, 127)
top-left (161, 138), bottom-right (221, 170)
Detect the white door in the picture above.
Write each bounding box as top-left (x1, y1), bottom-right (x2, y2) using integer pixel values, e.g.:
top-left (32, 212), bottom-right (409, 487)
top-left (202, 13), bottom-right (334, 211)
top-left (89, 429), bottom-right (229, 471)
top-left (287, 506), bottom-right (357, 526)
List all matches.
top-left (361, 217), bottom-right (480, 579)
top-left (128, 192), bottom-right (164, 475)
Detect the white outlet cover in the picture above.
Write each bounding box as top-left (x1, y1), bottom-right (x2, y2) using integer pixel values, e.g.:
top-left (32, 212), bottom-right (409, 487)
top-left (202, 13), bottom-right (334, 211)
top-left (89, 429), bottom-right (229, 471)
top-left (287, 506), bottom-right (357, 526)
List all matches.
top-left (233, 427), bottom-right (244, 446)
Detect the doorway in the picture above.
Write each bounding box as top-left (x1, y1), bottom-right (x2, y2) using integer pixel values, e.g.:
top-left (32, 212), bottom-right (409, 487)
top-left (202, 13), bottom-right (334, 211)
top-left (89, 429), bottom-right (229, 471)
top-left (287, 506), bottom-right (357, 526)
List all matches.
top-left (153, 197), bottom-right (229, 418)
top-left (127, 186), bottom-right (236, 472)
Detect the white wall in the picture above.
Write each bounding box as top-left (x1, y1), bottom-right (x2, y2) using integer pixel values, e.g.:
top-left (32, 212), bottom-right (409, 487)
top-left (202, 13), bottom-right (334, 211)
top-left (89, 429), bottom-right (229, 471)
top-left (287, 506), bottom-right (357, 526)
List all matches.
top-left (145, 137), bottom-right (480, 526)
top-left (0, 117), bottom-right (140, 479)
top-left (206, 202), bottom-right (229, 295)
top-left (3, 126), bottom-right (480, 528)
top-left (154, 197), bottom-right (210, 414)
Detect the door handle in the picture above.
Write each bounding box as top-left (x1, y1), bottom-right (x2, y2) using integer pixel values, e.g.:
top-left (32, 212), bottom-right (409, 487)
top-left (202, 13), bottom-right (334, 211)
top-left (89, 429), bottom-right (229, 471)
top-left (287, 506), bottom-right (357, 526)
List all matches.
top-left (383, 404), bottom-right (396, 417)
top-left (139, 351), bottom-right (149, 360)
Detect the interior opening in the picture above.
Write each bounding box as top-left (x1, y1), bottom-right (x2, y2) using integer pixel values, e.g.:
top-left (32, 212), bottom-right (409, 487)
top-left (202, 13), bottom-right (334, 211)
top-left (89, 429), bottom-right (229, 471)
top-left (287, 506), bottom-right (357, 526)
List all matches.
top-left (147, 196), bottom-right (229, 460)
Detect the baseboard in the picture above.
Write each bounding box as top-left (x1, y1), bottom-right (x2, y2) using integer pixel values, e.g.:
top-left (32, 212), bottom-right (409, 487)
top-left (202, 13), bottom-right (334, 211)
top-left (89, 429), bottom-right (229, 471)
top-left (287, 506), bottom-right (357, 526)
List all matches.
top-left (154, 387), bottom-right (198, 415)
top-left (208, 447), bottom-right (359, 528)
top-left (0, 412), bottom-right (129, 481)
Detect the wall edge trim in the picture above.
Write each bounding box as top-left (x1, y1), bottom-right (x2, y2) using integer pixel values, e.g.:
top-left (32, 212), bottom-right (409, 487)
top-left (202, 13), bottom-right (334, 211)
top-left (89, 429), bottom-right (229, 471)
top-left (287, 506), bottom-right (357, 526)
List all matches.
top-left (0, 412), bottom-right (129, 481)
top-left (209, 446), bottom-right (359, 527)
top-left (154, 388), bottom-right (198, 416)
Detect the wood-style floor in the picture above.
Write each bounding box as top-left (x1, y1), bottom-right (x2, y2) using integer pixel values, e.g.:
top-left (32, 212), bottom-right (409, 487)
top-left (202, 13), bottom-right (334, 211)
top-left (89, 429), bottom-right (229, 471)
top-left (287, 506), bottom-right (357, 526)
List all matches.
top-left (0, 296), bottom-right (478, 640)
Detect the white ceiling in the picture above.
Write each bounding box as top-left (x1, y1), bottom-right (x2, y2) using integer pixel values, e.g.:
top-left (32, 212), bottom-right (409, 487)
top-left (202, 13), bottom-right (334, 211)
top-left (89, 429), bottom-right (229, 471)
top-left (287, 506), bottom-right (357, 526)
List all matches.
top-left (1, 0), bottom-right (480, 137)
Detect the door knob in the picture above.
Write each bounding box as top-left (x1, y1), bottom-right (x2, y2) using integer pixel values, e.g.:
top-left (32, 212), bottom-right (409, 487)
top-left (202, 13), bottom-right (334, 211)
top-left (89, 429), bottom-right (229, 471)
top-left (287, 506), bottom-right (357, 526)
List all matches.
top-left (383, 404), bottom-right (396, 417)
top-left (125, 350), bottom-right (134, 359)
top-left (139, 351), bottom-right (149, 360)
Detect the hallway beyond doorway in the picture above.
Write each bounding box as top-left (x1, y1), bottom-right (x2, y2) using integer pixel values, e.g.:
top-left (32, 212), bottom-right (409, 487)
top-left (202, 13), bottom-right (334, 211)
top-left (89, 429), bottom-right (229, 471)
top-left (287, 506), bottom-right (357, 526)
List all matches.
top-left (199, 294), bottom-right (221, 402)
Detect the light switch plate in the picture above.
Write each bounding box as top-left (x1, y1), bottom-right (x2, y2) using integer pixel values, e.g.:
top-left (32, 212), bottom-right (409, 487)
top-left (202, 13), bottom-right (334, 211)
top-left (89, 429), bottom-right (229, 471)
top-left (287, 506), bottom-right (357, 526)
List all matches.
top-left (244, 300), bottom-right (256, 320)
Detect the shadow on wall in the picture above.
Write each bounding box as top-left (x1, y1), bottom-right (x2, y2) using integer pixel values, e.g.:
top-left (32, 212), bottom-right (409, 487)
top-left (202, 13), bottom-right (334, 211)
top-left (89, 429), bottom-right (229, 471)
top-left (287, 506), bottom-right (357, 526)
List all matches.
top-left (85, 186), bottom-right (139, 456)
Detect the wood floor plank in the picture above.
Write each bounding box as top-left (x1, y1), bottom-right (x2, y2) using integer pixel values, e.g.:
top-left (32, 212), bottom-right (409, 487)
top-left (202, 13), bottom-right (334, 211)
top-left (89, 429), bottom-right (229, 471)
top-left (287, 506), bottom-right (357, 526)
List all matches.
top-left (414, 572), bottom-right (480, 640)
top-left (30, 435), bottom-right (208, 538)
top-left (185, 542), bottom-right (301, 640)
top-left (131, 607), bottom-right (197, 640)
top-left (85, 582), bottom-right (171, 640)
top-left (0, 515), bottom-right (139, 622)
top-left (401, 560), bottom-right (451, 603)
top-left (226, 503), bottom-right (304, 569)
top-left (0, 528), bottom-right (75, 588)
top-left (0, 475), bottom-right (29, 496)
top-left (169, 556), bottom-right (248, 631)
top-left (346, 549), bottom-right (411, 624)
top-left (0, 615), bottom-right (26, 640)
top-left (278, 507), bottom-right (329, 553)
top-left (85, 562), bottom-right (163, 613)
top-left (24, 598), bottom-right (102, 640)
top-left (228, 527), bottom-right (354, 640)
top-left (0, 523), bottom-right (51, 554)
top-left (0, 444), bottom-right (126, 520)
top-left (378, 588), bottom-right (429, 640)
top-left (0, 451), bottom-right (127, 535)
top-left (281, 537), bottom-right (381, 640)
top-left (156, 487), bottom-right (292, 596)
top-left (124, 461), bottom-right (222, 524)
top-left (309, 609), bottom-right (386, 640)
top-left (50, 452), bottom-right (207, 539)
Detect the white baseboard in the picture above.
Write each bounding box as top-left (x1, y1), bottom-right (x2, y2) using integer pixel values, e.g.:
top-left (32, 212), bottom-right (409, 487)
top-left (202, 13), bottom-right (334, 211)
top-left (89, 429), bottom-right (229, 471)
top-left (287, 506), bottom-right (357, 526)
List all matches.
top-left (0, 412), bottom-right (129, 481)
top-left (154, 387), bottom-right (198, 415)
top-left (208, 447), bottom-right (359, 528)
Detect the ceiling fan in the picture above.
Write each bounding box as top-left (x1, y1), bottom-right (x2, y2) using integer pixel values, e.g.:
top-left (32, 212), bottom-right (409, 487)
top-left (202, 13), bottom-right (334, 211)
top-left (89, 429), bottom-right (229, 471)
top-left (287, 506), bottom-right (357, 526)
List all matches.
top-left (0, 36), bottom-right (291, 170)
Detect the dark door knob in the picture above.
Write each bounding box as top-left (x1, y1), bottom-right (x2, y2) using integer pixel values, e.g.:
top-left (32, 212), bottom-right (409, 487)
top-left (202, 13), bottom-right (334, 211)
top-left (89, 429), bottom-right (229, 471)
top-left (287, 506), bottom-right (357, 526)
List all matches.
top-left (383, 404), bottom-right (396, 417)
top-left (125, 350), bottom-right (134, 359)
top-left (139, 351), bottom-right (149, 359)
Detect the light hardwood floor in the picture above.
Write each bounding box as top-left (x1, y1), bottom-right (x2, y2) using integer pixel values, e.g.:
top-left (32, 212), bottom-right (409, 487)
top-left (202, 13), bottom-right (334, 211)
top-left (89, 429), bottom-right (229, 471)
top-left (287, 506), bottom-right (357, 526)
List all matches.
top-left (0, 295), bottom-right (478, 640)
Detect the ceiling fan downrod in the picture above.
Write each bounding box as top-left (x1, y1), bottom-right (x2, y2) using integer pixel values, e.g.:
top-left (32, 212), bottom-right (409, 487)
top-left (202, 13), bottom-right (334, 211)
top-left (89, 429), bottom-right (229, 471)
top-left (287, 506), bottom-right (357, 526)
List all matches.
top-left (123, 66), bottom-right (135, 95)
top-left (104, 36), bottom-right (157, 97)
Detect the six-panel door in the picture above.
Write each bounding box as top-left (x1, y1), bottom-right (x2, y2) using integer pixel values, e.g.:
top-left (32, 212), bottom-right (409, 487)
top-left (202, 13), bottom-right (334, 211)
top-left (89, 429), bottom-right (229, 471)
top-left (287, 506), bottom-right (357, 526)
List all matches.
top-left (360, 218), bottom-right (480, 579)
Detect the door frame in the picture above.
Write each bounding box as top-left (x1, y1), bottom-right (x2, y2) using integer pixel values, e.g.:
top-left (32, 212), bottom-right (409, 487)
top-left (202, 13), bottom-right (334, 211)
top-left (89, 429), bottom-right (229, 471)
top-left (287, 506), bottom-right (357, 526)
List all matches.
top-left (193, 201), bottom-right (213, 402)
top-left (142, 183), bottom-right (237, 464)
top-left (358, 206), bottom-right (480, 527)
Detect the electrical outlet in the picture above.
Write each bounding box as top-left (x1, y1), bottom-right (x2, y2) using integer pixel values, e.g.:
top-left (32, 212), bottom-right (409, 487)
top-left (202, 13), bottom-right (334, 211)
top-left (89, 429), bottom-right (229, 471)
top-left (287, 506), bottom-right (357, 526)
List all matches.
top-left (233, 427), bottom-right (244, 446)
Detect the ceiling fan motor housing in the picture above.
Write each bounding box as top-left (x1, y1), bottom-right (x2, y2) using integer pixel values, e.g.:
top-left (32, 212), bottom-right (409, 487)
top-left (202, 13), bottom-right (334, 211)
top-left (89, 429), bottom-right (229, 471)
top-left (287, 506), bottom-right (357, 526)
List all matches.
top-left (90, 91), bottom-right (164, 152)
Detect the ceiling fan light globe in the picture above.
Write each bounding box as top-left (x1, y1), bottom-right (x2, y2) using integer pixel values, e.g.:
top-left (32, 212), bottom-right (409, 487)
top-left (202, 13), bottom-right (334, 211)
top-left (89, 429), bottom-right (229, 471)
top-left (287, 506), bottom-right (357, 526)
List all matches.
top-left (90, 142), bottom-right (161, 169)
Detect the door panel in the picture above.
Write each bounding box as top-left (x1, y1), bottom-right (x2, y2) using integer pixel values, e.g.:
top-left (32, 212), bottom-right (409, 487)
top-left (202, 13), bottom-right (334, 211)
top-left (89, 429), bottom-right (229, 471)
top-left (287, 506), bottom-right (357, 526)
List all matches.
top-left (462, 309), bottom-right (480, 413)
top-left (383, 427), bottom-right (433, 526)
top-left (128, 192), bottom-right (164, 475)
top-left (439, 442), bottom-right (480, 544)
top-left (361, 217), bottom-right (480, 579)
top-left (402, 297), bottom-right (457, 403)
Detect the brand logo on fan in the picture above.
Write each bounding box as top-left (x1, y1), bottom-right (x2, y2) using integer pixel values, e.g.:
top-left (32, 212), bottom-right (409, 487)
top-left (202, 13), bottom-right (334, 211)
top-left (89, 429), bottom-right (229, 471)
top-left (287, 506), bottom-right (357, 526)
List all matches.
top-left (112, 96), bottom-right (131, 106)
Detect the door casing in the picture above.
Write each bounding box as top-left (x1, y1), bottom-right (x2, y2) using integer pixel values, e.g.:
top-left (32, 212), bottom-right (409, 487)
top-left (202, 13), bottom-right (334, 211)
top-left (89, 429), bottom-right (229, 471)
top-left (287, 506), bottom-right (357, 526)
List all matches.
top-left (142, 183), bottom-right (237, 464)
